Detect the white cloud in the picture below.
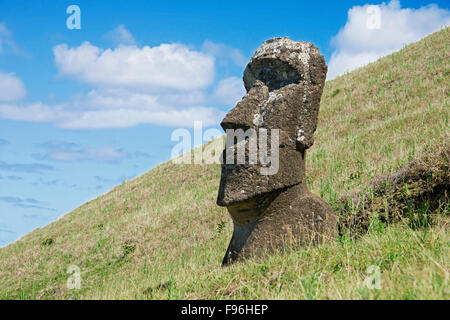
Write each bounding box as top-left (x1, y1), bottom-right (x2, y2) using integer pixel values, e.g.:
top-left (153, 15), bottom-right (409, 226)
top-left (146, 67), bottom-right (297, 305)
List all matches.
top-left (328, 0), bottom-right (450, 79)
top-left (35, 141), bottom-right (128, 162)
top-left (48, 147), bottom-right (127, 162)
top-left (53, 41), bottom-right (215, 91)
top-left (0, 89), bottom-right (225, 129)
top-left (0, 22), bottom-right (25, 56)
top-left (104, 25), bottom-right (137, 46)
top-left (25, 39), bottom-right (225, 128)
top-left (61, 88), bottom-right (223, 128)
top-left (202, 40), bottom-right (247, 67)
top-left (59, 106), bottom-right (224, 129)
top-left (0, 102), bottom-right (66, 122)
top-left (0, 27), bottom-right (242, 129)
top-left (0, 72), bottom-right (26, 101)
top-left (0, 23), bottom-right (27, 101)
top-left (213, 77), bottom-right (245, 106)
top-left (0, 23), bottom-right (11, 54)
top-left (78, 88), bottom-right (204, 110)
top-left (0, 23), bottom-right (13, 54)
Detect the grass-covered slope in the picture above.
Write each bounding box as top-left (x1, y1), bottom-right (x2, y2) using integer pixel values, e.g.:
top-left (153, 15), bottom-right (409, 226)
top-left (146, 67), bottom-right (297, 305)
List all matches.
top-left (0, 28), bottom-right (448, 300)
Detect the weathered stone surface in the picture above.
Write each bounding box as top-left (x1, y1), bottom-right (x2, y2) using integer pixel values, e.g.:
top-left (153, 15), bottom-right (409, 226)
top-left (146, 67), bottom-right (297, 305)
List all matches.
top-left (216, 37), bottom-right (337, 265)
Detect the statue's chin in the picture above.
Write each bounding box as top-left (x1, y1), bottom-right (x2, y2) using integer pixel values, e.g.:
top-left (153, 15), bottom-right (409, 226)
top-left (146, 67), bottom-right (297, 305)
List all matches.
top-left (216, 165), bottom-right (275, 207)
top-left (216, 175), bottom-right (286, 207)
top-left (216, 158), bottom-right (305, 207)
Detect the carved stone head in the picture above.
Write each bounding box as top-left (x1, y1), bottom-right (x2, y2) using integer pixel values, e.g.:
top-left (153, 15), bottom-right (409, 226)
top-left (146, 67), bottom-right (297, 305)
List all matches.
top-left (217, 37), bottom-right (327, 206)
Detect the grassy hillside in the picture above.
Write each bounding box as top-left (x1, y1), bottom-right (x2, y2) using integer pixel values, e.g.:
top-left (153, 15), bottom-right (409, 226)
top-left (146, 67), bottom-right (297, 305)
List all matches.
top-left (0, 28), bottom-right (448, 300)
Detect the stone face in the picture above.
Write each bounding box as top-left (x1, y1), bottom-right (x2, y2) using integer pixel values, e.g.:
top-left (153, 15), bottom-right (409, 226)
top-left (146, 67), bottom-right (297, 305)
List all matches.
top-left (216, 37), bottom-right (337, 265)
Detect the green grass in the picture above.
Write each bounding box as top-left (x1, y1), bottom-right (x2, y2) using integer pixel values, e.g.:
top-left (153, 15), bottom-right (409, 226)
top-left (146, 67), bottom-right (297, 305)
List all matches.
top-left (0, 27), bottom-right (448, 300)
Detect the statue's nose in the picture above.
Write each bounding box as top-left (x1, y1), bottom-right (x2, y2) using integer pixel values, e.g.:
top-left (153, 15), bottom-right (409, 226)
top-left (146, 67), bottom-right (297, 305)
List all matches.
top-left (220, 80), bottom-right (269, 131)
top-left (220, 110), bottom-right (253, 131)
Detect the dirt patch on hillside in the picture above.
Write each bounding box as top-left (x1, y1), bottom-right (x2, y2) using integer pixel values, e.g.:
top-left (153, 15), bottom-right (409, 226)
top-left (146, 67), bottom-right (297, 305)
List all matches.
top-left (337, 142), bottom-right (449, 235)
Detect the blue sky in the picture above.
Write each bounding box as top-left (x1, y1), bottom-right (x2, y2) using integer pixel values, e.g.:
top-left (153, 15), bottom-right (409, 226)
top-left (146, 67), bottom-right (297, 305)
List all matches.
top-left (0, 0), bottom-right (449, 246)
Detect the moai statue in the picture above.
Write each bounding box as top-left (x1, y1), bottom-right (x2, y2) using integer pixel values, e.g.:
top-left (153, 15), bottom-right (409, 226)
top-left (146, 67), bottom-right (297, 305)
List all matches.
top-left (217, 37), bottom-right (337, 265)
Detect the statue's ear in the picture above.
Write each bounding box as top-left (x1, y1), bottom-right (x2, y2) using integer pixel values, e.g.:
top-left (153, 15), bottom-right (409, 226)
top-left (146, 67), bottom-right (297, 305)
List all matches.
top-left (295, 83), bottom-right (324, 150)
top-left (296, 110), bottom-right (317, 150)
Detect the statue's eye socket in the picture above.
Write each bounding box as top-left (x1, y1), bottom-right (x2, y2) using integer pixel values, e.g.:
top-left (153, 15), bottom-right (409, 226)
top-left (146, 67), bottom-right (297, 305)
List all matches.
top-left (245, 59), bottom-right (302, 92)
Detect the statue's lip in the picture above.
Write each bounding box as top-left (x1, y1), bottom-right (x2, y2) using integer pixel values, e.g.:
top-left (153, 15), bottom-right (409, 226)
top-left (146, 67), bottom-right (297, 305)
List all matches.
top-left (217, 186), bottom-right (276, 207)
top-left (217, 192), bottom-right (255, 207)
top-left (217, 193), bottom-right (248, 207)
top-left (216, 198), bottom-right (230, 207)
